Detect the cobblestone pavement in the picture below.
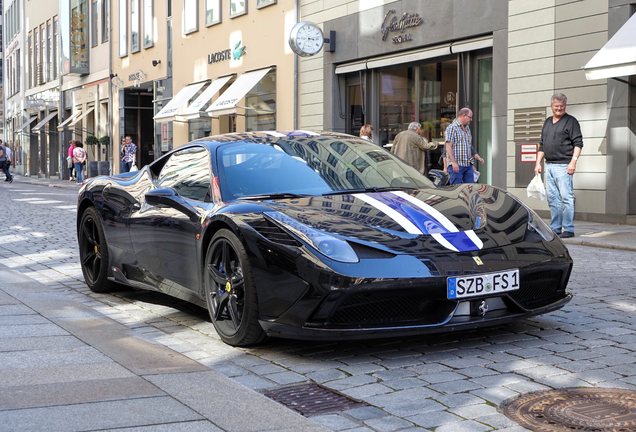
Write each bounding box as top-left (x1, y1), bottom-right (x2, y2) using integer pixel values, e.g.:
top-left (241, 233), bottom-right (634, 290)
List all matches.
top-left (2, 182), bottom-right (636, 432)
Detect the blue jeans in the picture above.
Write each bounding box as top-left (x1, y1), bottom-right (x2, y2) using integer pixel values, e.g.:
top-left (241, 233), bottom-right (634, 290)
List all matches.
top-left (74, 162), bottom-right (84, 184)
top-left (545, 163), bottom-right (575, 233)
top-left (120, 161), bottom-right (132, 173)
top-left (448, 164), bottom-right (475, 184)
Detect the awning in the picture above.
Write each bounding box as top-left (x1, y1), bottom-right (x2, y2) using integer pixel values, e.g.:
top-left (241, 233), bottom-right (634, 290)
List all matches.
top-left (584, 13), bottom-right (636, 80)
top-left (335, 35), bottom-right (491, 74)
top-left (154, 81), bottom-right (208, 122)
top-left (176, 75), bottom-right (234, 121)
top-left (16, 116), bottom-right (37, 133)
top-left (69, 106), bottom-right (95, 127)
top-left (56, 111), bottom-right (83, 131)
top-left (32, 111), bottom-right (59, 132)
top-left (206, 67), bottom-right (273, 116)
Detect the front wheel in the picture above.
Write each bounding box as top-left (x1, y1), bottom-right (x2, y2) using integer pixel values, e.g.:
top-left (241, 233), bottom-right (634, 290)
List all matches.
top-left (204, 229), bottom-right (266, 346)
top-left (78, 207), bottom-right (116, 293)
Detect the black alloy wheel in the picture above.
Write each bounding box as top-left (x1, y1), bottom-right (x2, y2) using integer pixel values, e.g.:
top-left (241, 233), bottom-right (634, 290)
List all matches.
top-left (204, 229), bottom-right (265, 346)
top-left (78, 207), bottom-right (115, 293)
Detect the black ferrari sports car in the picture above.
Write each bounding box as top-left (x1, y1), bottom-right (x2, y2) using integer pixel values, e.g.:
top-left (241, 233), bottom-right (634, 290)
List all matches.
top-left (77, 131), bottom-right (572, 346)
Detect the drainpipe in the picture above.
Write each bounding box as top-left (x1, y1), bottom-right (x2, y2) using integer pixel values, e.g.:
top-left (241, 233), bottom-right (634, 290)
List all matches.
top-left (108, 4), bottom-right (114, 175)
top-left (293, 0), bottom-right (299, 130)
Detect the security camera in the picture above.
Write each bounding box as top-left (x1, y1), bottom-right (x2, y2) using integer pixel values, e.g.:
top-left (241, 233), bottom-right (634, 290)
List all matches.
top-left (152, 60), bottom-right (161, 67)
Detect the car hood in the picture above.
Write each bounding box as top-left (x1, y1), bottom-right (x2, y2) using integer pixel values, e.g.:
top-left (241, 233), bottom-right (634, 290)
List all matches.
top-left (258, 185), bottom-right (531, 254)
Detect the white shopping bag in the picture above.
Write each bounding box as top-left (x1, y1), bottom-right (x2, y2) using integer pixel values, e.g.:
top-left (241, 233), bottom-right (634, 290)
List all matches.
top-left (129, 164), bottom-right (138, 172)
top-left (526, 174), bottom-right (546, 201)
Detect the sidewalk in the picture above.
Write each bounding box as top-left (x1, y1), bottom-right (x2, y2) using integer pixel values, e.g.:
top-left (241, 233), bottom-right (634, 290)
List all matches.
top-left (0, 266), bottom-right (327, 432)
top-left (11, 174), bottom-right (636, 253)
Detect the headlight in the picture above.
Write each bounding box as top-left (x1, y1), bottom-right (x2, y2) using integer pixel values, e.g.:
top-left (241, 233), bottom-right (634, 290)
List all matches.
top-left (264, 211), bottom-right (359, 263)
top-left (526, 209), bottom-right (555, 241)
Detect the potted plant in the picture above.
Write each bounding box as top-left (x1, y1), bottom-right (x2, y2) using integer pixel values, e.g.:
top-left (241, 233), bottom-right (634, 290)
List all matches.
top-left (85, 135), bottom-right (100, 146)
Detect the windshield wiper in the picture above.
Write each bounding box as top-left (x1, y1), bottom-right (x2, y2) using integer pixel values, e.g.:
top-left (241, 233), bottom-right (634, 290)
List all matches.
top-left (238, 192), bottom-right (311, 200)
top-left (325, 186), bottom-right (418, 196)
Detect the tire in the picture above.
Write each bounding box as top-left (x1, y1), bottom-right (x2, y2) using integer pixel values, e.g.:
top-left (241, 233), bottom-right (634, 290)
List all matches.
top-left (204, 229), bottom-right (266, 346)
top-left (78, 207), bottom-right (116, 293)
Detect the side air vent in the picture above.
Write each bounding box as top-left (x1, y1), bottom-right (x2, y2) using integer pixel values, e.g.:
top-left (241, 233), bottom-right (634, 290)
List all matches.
top-left (248, 218), bottom-right (302, 247)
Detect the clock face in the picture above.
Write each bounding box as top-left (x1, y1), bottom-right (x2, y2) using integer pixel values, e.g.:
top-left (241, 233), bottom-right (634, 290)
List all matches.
top-left (290, 22), bottom-right (324, 57)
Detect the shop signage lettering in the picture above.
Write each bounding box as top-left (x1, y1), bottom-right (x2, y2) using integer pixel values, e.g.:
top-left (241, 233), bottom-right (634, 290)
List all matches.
top-left (381, 9), bottom-right (423, 44)
top-left (208, 49), bottom-right (232, 63)
top-left (208, 41), bottom-right (247, 64)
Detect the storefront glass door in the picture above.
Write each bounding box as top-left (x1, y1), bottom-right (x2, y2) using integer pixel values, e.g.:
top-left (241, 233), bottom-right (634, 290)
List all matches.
top-left (378, 66), bottom-right (415, 147)
top-left (476, 56), bottom-right (493, 184)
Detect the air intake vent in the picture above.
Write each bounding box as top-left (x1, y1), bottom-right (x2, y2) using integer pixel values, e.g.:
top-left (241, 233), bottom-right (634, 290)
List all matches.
top-left (248, 218), bottom-right (301, 247)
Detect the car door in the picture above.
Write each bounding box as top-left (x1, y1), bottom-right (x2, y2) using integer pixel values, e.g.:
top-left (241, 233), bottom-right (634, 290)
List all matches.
top-left (129, 146), bottom-right (213, 292)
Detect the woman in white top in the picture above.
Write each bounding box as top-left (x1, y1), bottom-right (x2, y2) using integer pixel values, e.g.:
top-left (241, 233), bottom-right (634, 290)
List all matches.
top-left (359, 124), bottom-right (373, 141)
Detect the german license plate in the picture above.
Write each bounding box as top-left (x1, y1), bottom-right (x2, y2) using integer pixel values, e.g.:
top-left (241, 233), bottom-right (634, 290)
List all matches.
top-left (447, 269), bottom-right (519, 300)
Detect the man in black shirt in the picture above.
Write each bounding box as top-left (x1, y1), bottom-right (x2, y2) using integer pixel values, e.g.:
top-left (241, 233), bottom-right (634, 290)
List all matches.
top-left (534, 93), bottom-right (583, 238)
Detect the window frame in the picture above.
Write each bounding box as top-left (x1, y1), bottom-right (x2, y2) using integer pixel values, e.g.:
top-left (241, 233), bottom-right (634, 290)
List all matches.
top-left (183, 0), bottom-right (199, 34)
top-left (229, 0), bottom-right (247, 18)
top-left (205, 0), bottom-right (221, 26)
top-left (130, 0), bottom-right (141, 53)
top-left (119, 0), bottom-right (128, 57)
top-left (143, 0), bottom-right (154, 48)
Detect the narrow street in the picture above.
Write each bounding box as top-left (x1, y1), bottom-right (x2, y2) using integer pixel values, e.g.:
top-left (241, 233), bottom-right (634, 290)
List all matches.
top-left (1, 180), bottom-right (635, 432)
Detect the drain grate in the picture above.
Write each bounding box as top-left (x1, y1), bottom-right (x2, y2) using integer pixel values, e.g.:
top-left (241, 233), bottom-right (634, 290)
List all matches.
top-left (500, 387), bottom-right (636, 431)
top-left (263, 382), bottom-right (368, 416)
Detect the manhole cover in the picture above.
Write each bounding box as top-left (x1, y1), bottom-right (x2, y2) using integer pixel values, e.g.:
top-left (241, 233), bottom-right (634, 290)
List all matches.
top-left (500, 387), bottom-right (636, 431)
top-left (263, 382), bottom-right (367, 416)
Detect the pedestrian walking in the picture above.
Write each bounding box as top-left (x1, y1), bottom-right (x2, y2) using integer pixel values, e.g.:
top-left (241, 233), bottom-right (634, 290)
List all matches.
top-left (534, 93), bottom-right (583, 238)
top-left (0, 140), bottom-right (13, 183)
top-left (359, 124), bottom-right (373, 140)
top-left (67, 140), bottom-right (76, 181)
top-left (445, 107), bottom-right (484, 184)
top-left (72, 142), bottom-right (87, 184)
top-left (391, 122), bottom-right (437, 175)
top-left (120, 136), bottom-right (137, 173)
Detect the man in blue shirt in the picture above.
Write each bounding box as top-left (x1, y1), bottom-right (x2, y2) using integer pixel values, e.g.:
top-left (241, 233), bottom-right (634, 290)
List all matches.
top-left (534, 93), bottom-right (583, 239)
top-left (445, 107), bottom-right (484, 184)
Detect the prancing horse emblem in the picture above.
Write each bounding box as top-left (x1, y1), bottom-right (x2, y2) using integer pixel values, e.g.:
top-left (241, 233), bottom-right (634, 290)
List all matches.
top-left (478, 300), bottom-right (488, 316)
top-left (473, 256), bottom-right (484, 265)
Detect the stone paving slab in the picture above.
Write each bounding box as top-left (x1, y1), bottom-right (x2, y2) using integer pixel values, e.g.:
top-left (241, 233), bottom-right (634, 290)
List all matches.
top-left (0, 396), bottom-right (204, 432)
top-left (0, 376), bottom-right (164, 410)
top-left (147, 370), bottom-right (328, 432)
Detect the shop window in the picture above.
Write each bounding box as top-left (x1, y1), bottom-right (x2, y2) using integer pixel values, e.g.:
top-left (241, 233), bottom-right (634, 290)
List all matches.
top-left (245, 69), bottom-right (276, 131)
top-left (188, 118), bottom-right (211, 141)
top-left (378, 65), bottom-right (415, 147)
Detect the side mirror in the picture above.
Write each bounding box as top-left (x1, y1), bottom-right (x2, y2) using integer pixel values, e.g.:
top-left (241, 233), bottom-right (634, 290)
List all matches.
top-left (145, 188), bottom-right (200, 222)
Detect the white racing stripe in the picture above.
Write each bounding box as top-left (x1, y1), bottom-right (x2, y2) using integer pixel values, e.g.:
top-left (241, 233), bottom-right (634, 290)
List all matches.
top-left (431, 233), bottom-right (459, 252)
top-left (391, 191), bottom-right (458, 232)
top-left (353, 193), bottom-right (422, 235)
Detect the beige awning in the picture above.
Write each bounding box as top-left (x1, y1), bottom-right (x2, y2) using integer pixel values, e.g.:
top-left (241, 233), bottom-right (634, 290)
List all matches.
top-left (206, 67), bottom-right (273, 116)
top-left (584, 13), bottom-right (636, 80)
top-left (154, 81), bottom-right (208, 122)
top-left (16, 116), bottom-right (37, 133)
top-left (69, 106), bottom-right (95, 127)
top-left (32, 111), bottom-right (59, 132)
top-left (56, 111), bottom-right (83, 131)
top-left (176, 75), bottom-right (234, 121)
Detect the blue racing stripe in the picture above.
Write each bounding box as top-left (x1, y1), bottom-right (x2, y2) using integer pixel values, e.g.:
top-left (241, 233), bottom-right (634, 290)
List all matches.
top-left (439, 231), bottom-right (481, 252)
top-left (370, 192), bottom-right (448, 234)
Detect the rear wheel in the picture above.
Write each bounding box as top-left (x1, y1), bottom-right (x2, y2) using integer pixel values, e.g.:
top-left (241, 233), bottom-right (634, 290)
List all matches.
top-left (204, 229), bottom-right (266, 346)
top-left (78, 207), bottom-right (116, 293)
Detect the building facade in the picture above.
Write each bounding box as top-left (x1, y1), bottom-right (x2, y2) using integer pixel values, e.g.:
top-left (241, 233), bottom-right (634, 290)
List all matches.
top-left (111, 0), bottom-right (296, 171)
top-left (298, 0), bottom-right (635, 224)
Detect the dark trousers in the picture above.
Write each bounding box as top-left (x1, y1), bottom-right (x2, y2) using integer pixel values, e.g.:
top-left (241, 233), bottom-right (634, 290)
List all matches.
top-left (2, 161), bottom-right (11, 180)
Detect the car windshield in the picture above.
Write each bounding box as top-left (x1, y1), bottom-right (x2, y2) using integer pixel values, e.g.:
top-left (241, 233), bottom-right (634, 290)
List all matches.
top-left (217, 135), bottom-right (434, 200)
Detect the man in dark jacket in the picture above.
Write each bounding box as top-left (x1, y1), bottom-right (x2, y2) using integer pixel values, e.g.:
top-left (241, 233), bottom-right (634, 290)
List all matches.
top-left (534, 93), bottom-right (583, 238)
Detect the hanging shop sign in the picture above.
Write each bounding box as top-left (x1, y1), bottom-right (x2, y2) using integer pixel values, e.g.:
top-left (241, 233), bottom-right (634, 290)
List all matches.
top-left (381, 10), bottom-right (423, 44)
